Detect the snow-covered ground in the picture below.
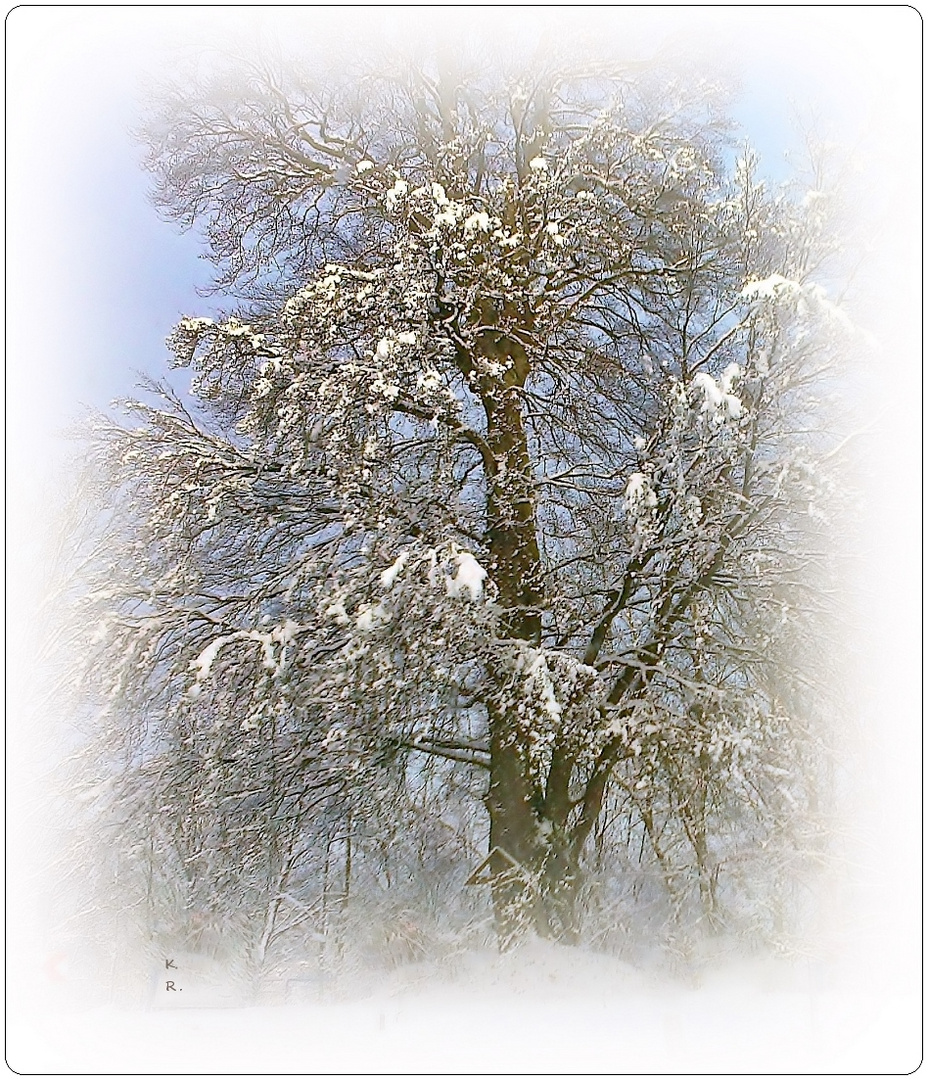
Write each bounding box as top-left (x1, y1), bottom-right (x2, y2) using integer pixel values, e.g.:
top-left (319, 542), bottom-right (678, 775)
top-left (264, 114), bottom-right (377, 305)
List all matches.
top-left (8, 939), bottom-right (920, 1074)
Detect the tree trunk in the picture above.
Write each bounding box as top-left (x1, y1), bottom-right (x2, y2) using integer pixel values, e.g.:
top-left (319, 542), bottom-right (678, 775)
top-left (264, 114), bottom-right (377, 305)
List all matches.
top-left (462, 304), bottom-right (594, 943)
top-left (539, 831), bottom-right (583, 943)
top-left (485, 723), bottom-right (544, 942)
top-left (471, 315), bottom-right (565, 942)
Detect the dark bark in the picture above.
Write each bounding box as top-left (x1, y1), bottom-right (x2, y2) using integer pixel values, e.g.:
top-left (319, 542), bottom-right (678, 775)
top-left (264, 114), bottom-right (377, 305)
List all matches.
top-left (485, 718), bottom-right (545, 941)
top-left (464, 299), bottom-right (598, 943)
top-left (469, 306), bottom-right (553, 939)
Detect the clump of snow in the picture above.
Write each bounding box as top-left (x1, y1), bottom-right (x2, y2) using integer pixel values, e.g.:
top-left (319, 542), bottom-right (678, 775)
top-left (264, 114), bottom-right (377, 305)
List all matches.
top-left (325, 601), bottom-right (350, 626)
top-left (356, 603), bottom-right (390, 631)
top-left (370, 371), bottom-right (400, 401)
top-left (190, 625), bottom-right (294, 686)
top-left (625, 472), bottom-right (658, 511)
top-left (739, 273), bottom-right (851, 330)
top-left (720, 362), bottom-right (740, 394)
top-left (529, 156), bottom-right (548, 171)
top-left (246, 630), bottom-right (278, 670)
top-left (190, 637), bottom-right (230, 681)
top-left (544, 221), bottom-right (564, 246)
top-left (380, 551), bottom-right (409, 589)
top-left (446, 550), bottom-right (487, 601)
top-left (740, 274), bottom-right (801, 301)
top-left (178, 316), bottom-right (215, 332)
top-left (693, 364), bottom-right (742, 420)
top-left (384, 178), bottom-right (408, 211)
top-left (355, 160), bottom-right (375, 173)
top-left (464, 211), bottom-right (491, 235)
top-left (693, 372), bottom-right (722, 407)
top-left (625, 472), bottom-right (648, 502)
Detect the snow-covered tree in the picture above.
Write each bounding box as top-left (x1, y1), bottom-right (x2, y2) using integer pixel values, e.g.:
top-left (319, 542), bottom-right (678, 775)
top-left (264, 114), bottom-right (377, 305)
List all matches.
top-left (79, 50), bottom-right (850, 955)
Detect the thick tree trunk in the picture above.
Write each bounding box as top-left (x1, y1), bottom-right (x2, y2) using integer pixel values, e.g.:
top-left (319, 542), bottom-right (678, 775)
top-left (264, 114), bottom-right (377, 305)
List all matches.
top-left (470, 316), bottom-right (584, 942)
top-left (462, 312), bottom-right (544, 940)
top-left (538, 832), bottom-right (583, 943)
top-left (458, 300), bottom-right (594, 943)
top-left (485, 723), bottom-right (544, 941)
top-left (480, 369), bottom-right (542, 644)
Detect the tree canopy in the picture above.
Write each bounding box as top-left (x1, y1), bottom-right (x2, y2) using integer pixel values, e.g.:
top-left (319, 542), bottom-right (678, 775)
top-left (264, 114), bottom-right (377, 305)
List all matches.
top-left (77, 48), bottom-right (850, 971)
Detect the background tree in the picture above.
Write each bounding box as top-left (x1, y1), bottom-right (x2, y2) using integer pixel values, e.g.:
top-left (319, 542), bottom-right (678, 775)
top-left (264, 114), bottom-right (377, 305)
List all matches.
top-left (78, 47), bottom-right (849, 963)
